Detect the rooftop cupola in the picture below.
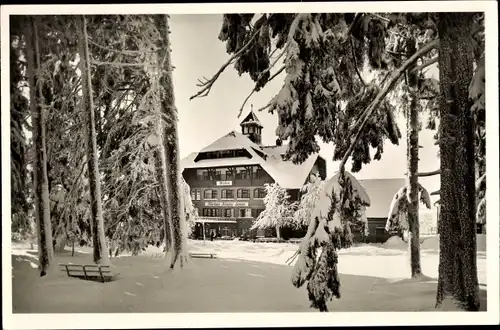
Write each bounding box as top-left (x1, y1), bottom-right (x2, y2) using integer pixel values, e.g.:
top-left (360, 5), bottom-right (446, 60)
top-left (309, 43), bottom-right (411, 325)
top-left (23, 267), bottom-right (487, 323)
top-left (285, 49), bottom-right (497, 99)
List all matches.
top-left (240, 106), bottom-right (263, 145)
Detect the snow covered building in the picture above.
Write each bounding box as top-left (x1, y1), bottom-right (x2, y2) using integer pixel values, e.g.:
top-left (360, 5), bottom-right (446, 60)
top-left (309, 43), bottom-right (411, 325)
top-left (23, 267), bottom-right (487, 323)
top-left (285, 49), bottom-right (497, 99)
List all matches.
top-left (180, 110), bottom-right (327, 239)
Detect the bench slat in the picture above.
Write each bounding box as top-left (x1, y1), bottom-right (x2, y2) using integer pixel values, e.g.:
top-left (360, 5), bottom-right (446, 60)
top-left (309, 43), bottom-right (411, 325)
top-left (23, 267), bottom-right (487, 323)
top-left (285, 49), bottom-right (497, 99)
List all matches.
top-left (59, 263), bottom-right (116, 283)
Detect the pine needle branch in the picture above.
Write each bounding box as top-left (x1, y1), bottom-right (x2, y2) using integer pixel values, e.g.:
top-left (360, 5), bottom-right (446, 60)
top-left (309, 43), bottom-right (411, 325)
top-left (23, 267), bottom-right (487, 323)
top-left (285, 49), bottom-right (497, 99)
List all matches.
top-left (189, 28), bottom-right (262, 101)
top-left (411, 56), bottom-right (438, 73)
top-left (238, 65), bottom-right (285, 118)
top-left (339, 39), bottom-right (440, 171)
top-left (90, 60), bottom-right (146, 68)
top-left (404, 169), bottom-right (441, 177)
top-left (88, 39), bottom-right (160, 55)
top-left (350, 37), bottom-right (366, 86)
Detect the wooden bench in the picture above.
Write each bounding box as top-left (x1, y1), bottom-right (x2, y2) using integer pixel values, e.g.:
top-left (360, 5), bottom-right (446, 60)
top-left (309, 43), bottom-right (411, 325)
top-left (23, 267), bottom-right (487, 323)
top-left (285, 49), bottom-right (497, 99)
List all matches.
top-left (189, 252), bottom-right (217, 259)
top-left (59, 263), bottom-right (118, 283)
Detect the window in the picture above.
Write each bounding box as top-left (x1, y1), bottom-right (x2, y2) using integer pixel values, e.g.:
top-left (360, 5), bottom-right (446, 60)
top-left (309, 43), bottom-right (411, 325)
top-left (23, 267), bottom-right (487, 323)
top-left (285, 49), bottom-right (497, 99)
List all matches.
top-left (249, 126), bottom-right (255, 133)
top-left (224, 209), bottom-right (233, 217)
top-left (204, 208), bottom-right (221, 217)
top-left (243, 126), bottom-right (248, 134)
top-left (221, 189), bottom-right (234, 199)
top-left (190, 189), bottom-right (202, 201)
top-left (252, 166), bottom-right (266, 180)
top-left (253, 188), bottom-right (266, 199)
top-left (215, 170), bottom-right (222, 180)
top-left (239, 208), bottom-right (252, 218)
top-left (235, 167), bottom-right (249, 180)
top-left (225, 168), bottom-right (234, 180)
top-left (255, 209), bottom-right (264, 218)
top-left (203, 189), bottom-right (217, 199)
top-left (202, 171), bottom-right (211, 181)
top-left (237, 189), bottom-right (250, 199)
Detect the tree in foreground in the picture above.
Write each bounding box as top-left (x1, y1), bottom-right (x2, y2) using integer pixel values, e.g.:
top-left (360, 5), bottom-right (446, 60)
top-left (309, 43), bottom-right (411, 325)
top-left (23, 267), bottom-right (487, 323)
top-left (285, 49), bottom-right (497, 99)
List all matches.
top-left (251, 182), bottom-right (296, 239)
top-left (77, 16), bottom-right (110, 266)
top-left (24, 16), bottom-right (55, 276)
top-left (154, 14), bottom-right (188, 268)
top-left (435, 12), bottom-right (480, 311)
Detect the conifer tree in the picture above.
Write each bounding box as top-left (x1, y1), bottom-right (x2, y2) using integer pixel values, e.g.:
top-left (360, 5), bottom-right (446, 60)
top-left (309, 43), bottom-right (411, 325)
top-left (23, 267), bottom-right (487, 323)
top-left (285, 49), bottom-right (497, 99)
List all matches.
top-left (24, 16), bottom-right (55, 275)
top-left (435, 12), bottom-right (479, 311)
top-left (77, 15), bottom-right (110, 265)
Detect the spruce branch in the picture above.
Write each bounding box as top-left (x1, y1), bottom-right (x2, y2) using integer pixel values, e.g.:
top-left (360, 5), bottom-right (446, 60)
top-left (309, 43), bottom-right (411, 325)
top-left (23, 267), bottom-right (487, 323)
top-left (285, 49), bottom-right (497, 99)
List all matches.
top-left (476, 173), bottom-right (486, 190)
top-left (88, 39), bottom-right (160, 55)
top-left (91, 60), bottom-right (147, 68)
top-left (411, 56), bottom-right (438, 73)
top-left (404, 169), bottom-right (441, 177)
top-left (339, 39), bottom-right (439, 171)
top-left (238, 65), bottom-right (285, 118)
top-left (350, 37), bottom-right (366, 86)
top-left (53, 157), bottom-right (87, 238)
top-left (189, 27), bottom-right (262, 100)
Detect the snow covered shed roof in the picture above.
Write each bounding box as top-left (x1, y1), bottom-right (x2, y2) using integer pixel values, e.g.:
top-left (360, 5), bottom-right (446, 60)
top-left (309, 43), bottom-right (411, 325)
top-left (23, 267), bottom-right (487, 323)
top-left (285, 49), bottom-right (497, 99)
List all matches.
top-left (359, 178), bottom-right (406, 219)
top-left (180, 130), bottom-right (323, 190)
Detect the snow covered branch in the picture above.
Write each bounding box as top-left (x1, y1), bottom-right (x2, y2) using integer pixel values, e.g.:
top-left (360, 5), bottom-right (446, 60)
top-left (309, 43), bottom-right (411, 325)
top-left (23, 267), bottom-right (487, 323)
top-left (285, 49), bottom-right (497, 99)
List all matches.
top-left (476, 173), bottom-right (486, 190)
top-left (88, 39), bottom-right (160, 55)
top-left (412, 56), bottom-right (438, 73)
top-left (404, 169), bottom-right (441, 177)
top-left (91, 60), bottom-right (147, 68)
top-left (238, 65), bottom-right (285, 118)
top-left (339, 39), bottom-right (440, 171)
top-left (189, 27), bottom-right (262, 101)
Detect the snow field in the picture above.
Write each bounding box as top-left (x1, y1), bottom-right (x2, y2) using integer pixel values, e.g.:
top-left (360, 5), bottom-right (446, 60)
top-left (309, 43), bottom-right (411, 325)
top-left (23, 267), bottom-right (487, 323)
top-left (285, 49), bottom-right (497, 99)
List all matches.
top-left (10, 234), bottom-right (487, 286)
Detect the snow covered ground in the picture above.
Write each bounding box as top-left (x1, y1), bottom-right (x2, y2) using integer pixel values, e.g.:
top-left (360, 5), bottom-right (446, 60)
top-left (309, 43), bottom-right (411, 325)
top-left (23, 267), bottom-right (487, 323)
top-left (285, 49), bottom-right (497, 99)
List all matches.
top-left (11, 234), bottom-right (487, 286)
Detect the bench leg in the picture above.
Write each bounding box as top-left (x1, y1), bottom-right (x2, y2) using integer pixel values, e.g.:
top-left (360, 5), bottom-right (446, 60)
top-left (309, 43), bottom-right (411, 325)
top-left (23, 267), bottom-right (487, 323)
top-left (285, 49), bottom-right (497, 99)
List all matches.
top-left (82, 265), bottom-right (88, 280)
top-left (98, 267), bottom-right (105, 283)
top-left (65, 265), bottom-right (70, 277)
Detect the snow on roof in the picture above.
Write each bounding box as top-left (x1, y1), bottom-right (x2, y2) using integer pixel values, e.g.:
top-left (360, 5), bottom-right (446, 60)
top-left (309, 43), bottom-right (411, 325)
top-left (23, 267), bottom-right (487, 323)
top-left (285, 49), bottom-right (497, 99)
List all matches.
top-left (240, 110), bottom-right (263, 128)
top-left (182, 157), bottom-right (261, 169)
top-left (261, 145), bottom-right (288, 158)
top-left (200, 130), bottom-right (263, 153)
top-left (180, 130), bottom-right (323, 189)
top-left (263, 153), bottom-right (320, 189)
top-left (180, 152), bottom-right (198, 170)
top-left (359, 178), bottom-right (406, 218)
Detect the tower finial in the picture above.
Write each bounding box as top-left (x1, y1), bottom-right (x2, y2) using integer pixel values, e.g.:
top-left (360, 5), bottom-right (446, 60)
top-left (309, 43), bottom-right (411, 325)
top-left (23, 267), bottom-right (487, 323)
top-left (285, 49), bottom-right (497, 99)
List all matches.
top-left (250, 104), bottom-right (253, 112)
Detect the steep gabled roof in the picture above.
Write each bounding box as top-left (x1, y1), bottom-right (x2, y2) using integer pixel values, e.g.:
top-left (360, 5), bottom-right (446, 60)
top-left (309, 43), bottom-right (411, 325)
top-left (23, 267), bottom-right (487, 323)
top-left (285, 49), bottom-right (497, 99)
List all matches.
top-left (200, 130), bottom-right (263, 153)
top-left (240, 110), bottom-right (263, 128)
top-left (359, 178), bottom-right (406, 218)
top-left (180, 130), bottom-right (324, 189)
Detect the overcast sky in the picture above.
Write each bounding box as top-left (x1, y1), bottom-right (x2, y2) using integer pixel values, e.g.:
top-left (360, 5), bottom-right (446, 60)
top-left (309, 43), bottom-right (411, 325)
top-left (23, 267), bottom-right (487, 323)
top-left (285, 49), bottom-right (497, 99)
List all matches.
top-left (169, 14), bottom-right (441, 202)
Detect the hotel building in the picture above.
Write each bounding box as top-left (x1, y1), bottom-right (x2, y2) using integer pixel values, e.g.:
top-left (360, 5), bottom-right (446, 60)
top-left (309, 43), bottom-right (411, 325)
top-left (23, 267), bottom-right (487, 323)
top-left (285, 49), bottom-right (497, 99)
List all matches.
top-left (180, 111), bottom-right (327, 239)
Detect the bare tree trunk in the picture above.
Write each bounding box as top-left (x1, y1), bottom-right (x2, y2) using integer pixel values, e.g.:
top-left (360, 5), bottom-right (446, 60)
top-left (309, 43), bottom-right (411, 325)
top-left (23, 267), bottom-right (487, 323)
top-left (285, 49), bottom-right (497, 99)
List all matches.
top-left (25, 16), bottom-right (55, 276)
top-left (406, 37), bottom-right (422, 278)
top-left (77, 15), bottom-right (109, 266)
top-left (276, 225), bottom-right (281, 240)
top-left (155, 14), bottom-right (186, 269)
top-left (154, 147), bottom-right (173, 255)
top-left (436, 13), bottom-right (479, 310)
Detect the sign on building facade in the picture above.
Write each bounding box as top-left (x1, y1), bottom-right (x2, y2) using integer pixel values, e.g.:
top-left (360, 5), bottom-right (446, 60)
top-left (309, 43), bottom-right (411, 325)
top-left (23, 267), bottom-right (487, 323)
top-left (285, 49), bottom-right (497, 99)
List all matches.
top-left (205, 201), bottom-right (249, 207)
top-left (216, 181), bottom-right (233, 186)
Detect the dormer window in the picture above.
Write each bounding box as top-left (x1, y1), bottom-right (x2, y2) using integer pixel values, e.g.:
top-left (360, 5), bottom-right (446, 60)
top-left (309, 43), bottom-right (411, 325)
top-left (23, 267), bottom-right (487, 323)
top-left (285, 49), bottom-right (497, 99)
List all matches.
top-left (243, 126), bottom-right (248, 134)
